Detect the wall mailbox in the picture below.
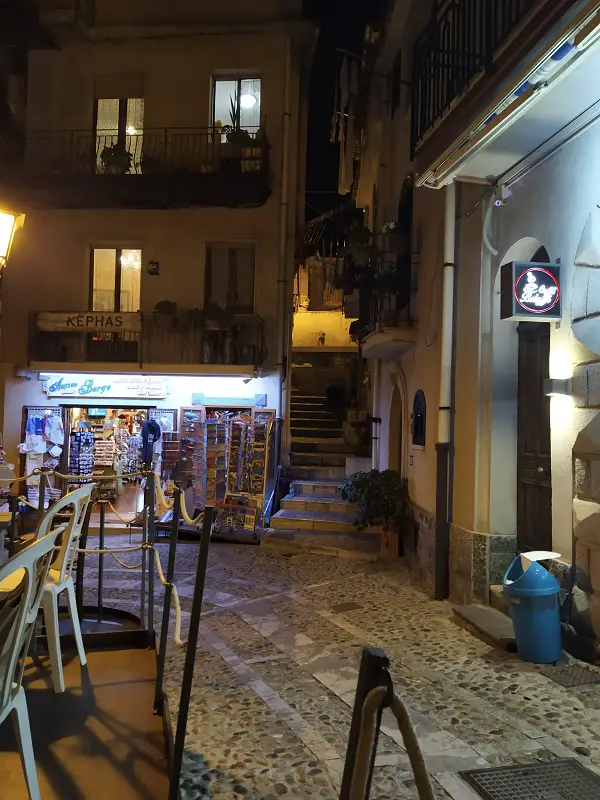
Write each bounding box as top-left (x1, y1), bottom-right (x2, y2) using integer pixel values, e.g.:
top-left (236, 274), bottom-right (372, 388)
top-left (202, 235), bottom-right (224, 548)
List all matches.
top-left (501, 261), bottom-right (561, 321)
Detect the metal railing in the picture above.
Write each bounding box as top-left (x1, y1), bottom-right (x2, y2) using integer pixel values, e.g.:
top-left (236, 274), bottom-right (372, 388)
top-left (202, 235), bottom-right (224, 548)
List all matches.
top-left (24, 127), bottom-right (267, 177)
top-left (411, 0), bottom-right (541, 154)
top-left (29, 311), bottom-right (266, 366)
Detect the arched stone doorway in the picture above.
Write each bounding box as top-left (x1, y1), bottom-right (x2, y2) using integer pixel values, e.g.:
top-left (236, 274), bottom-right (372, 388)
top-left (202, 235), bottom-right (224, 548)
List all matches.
top-left (389, 385), bottom-right (403, 472)
top-left (490, 238), bottom-right (551, 550)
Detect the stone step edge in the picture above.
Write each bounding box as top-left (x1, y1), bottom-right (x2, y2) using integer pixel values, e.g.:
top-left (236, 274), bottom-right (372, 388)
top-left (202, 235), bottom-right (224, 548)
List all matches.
top-left (452, 604), bottom-right (515, 652)
top-left (261, 529), bottom-right (379, 561)
top-left (489, 584), bottom-right (510, 617)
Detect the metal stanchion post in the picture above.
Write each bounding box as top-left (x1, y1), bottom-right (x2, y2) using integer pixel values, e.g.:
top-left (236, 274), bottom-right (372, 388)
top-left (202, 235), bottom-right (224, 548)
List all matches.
top-left (37, 468), bottom-right (46, 525)
top-left (97, 499), bottom-right (106, 622)
top-left (154, 484), bottom-right (181, 712)
top-left (140, 505), bottom-right (148, 629)
top-left (169, 507), bottom-right (213, 800)
top-left (340, 646), bottom-right (391, 800)
top-left (146, 471), bottom-right (156, 640)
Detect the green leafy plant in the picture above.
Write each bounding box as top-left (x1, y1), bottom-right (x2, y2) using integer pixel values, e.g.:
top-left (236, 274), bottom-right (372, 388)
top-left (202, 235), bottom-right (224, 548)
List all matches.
top-left (341, 469), bottom-right (414, 536)
top-left (100, 143), bottom-right (133, 174)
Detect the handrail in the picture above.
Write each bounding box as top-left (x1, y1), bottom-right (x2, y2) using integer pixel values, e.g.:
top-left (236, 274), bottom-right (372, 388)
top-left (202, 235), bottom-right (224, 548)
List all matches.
top-left (410, 0), bottom-right (543, 155)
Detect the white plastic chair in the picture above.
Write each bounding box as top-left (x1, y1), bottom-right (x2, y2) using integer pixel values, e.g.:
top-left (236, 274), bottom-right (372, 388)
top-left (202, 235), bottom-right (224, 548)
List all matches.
top-left (0, 484), bottom-right (95, 693)
top-left (0, 530), bottom-right (65, 800)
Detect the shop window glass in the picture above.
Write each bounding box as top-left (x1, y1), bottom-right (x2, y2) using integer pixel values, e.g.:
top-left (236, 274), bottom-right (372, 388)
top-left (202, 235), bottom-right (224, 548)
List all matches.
top-left (412, 390), bottom-right (426, 447)
top-left (95, 97), bottom-right (144, 174)
top-left (205, 243), bottom-right (255, 314)
top-left (91, 248), bottom-right (141, 312)
top-left (212, 77), bottom-right (261, 133)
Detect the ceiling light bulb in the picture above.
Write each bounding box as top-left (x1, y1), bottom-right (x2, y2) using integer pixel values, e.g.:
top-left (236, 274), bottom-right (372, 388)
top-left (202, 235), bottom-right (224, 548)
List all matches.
top-left (126, 126), bottom-right (137, 135)
top-left (240, 93), bottom-right (257, 109)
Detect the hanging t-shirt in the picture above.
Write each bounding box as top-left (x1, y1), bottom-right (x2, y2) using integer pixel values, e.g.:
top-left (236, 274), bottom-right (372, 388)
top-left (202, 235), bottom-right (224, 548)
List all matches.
top-left (141, 419), bottom-right (161, 463)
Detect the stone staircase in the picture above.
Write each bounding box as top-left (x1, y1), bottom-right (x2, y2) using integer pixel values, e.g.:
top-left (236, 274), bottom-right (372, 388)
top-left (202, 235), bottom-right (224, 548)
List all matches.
top-left (262, 392), bottom-right (380, 558)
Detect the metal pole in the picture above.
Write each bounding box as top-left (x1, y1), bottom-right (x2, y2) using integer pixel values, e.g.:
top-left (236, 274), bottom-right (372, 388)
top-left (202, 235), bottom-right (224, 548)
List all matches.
top-left (97, 499), bottom-right (106, 621)
top-left (340, 646), bottom-right (390, 800)
top-left (75, 500), bottom-right (93, 614)
top-left (140, 505), bottom-right (148, 629)
top-left (146, 471), bottom-right (156, 639)
top-left (37, 468), bottom-right (46, 524)
top-left (169, 507), bottom-right (213, 800)
top-left (154, 485), bottom-right (181, 712)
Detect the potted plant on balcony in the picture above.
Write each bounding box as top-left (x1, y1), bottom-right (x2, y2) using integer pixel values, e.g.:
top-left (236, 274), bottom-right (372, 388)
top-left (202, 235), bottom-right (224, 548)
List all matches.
top-left (100, 143), bottom-right (133, 175)
top-left (340, 469), bottom-right (415, 556)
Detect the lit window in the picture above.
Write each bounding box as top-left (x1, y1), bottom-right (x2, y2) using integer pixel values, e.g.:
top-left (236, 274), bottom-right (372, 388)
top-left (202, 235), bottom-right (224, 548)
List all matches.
top-left (91, 248), bottom-right (141, 312)
top-left (212, 77), bottom-right (261, 134)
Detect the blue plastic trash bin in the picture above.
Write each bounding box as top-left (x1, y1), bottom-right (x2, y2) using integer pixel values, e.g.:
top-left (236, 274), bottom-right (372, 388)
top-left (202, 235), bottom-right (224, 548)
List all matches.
top-left (503, 556), bottom-right (562, 664)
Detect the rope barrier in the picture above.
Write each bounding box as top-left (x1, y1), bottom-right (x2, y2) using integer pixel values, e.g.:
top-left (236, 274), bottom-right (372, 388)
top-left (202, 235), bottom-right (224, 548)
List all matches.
top-left (0, 471), bottom-right (41, 484)
top-left (107, 502), bottom-right (141, 525)
top-left (75, 543), bottom-right (187, 647)
top-left (55, 469), bottom-right (151, 481)
top-left (155, 476), bottom-right (204, 526)
top-left (349, 686), bottom-right (435, 800)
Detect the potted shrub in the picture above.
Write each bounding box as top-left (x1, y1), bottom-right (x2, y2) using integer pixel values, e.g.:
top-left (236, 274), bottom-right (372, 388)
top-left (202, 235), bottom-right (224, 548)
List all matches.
top-left (153, 300), bottom-right (179, 331)
top-left (341, 469), bottom-right (415, 556)
top-left (100, 143), bottom-right (133, 174)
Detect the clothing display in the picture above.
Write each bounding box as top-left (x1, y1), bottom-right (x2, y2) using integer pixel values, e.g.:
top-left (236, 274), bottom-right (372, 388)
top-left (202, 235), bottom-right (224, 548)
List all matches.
top-left (141, 419), bottom-right (161, 464)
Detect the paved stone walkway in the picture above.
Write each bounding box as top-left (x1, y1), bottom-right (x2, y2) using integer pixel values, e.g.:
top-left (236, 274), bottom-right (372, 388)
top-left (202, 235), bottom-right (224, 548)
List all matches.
top-left (81, 535), bottom-right (600, 799)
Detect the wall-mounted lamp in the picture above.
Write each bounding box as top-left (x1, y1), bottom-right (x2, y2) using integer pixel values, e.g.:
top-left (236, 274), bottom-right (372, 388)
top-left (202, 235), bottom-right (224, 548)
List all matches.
top-left (544, 378), bottom-right (572, 397)
top-left (0, 209), bottom-right (25, 267)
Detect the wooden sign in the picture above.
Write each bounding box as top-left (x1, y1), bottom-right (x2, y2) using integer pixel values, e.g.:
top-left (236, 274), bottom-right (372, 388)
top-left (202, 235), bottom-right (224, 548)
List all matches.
top-left (36, 311), bottom-right (142, 333)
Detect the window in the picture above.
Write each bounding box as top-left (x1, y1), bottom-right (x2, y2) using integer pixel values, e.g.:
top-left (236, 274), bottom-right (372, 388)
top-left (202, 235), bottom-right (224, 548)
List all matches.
top-left (95, 97), bottom-right (144, 174)
top-left (91, 248), bottom-right (141, 312)
top-left (412, 390), bottom-right (426, 447)
top-left (212, 77), bottom-right (261, 133)
top-left (205, 243), bottom-right (255, 314)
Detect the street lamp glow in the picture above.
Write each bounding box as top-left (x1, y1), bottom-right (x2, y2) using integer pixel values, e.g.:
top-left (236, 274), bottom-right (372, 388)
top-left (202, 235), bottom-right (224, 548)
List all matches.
top-left (240, 93), bottom-right (257, 109)
top-left (0, 210), bottom-right (24, 268)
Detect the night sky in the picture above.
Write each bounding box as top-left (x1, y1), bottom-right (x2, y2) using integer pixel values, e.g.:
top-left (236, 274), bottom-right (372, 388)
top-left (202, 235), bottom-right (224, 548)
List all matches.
top-left (304, 0), bottom-right (387, 222)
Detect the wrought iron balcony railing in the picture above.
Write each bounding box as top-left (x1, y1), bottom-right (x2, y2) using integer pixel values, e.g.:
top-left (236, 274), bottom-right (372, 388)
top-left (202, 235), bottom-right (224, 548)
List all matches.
top-left (24, 127), bottom-right (268, 177)
top-left (29, 311), bottom-right (266, 367)
top-left (411, 0), bottom-right (542, 154)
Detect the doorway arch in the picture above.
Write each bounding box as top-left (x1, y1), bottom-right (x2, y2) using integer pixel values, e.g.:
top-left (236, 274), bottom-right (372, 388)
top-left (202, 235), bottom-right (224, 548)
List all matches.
top-left (490, 237), bottom-right (551, 542)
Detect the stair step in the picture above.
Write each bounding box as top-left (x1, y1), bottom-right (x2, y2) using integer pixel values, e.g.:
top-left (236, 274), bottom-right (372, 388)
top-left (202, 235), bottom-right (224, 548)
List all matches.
top-left (292, 452), bottom-right (347, 467)
top-left (290, 409), bottom-right (334, 419)
top-left (453, 604), bottom-right (515, 651)
top-left (261, 529), bottom-right (379, 559)
top-left (290, 480), bottom-right (342, 497)
top-left (291, 427), bottom-right (343, 439)
top-left (291, 418), bottom-right (342, 428)
top-left (282, 494), bottom-right (355, 515)
top-left (271, 508), bottom-right (369, 534)
top-left (292, 439), bottom-right (352, 454)
top-left (292, 466), bottom-right (346, 481)
top-left (291, 394), bottom-right (326, 401)
top-left (490, 584), bottom-right (509, 617)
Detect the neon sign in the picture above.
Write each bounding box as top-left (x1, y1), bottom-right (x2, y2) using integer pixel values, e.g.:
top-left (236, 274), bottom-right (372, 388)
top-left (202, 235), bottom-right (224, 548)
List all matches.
top-left (501, 261), bottom-right (561, 321)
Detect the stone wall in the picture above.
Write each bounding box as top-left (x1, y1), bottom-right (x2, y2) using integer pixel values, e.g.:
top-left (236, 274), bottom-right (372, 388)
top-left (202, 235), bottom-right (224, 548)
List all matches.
top-left (449, 527), bottom-right (516, 606)
top-left (405, 504), bottom-right (436, 595)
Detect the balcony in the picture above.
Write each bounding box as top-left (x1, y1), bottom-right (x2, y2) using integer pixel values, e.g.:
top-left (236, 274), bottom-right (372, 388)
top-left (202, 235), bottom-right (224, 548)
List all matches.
top-left (37, 0), bottom-right (95, 33)
top-left (28, 310), bottom-right (266, 374)
top-left (410, 0), bottom-right (574, 158)
top-left (3, 128), bottom-right (270, 209)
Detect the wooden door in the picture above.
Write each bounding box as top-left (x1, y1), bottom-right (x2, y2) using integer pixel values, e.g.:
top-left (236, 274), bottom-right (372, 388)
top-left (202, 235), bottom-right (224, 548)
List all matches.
top-left (517, 322), bottom-right (552, 552)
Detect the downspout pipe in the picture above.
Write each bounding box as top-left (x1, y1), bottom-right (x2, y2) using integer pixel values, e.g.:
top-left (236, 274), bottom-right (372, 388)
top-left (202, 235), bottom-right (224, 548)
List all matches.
top-left (275, 33), bottom-right (292, 473)
top-left (435, 181), bottom-right (456, 601)
top-left (371, 359), bottom-right (381, 470)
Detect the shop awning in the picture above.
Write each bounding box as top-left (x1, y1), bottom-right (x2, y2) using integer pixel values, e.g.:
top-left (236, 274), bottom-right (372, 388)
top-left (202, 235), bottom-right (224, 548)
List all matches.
top-left (416, 1), bottom-right (600, 189)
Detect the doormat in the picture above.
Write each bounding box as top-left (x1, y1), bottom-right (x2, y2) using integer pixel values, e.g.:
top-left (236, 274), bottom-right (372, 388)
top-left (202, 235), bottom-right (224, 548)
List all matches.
top-left (460, 759), bottom-right (600, 799)
top-left (539, 663), bottom-right (600, 688)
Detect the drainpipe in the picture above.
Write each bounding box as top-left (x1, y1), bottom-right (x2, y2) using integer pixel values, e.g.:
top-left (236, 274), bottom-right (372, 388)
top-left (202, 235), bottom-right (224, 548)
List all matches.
top-left (435, 181), bottom-right (456, 601)
top-left (275, 33), bottom-right (292, 472)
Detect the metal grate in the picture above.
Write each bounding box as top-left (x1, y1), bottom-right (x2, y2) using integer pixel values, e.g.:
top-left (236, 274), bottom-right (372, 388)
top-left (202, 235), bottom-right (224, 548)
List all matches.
top-left (331, 602), bottom-right (362, 613)
top-left (460, 759), bottom-right (600, 800)
top-left (539, 664), bottom-right (600, 688)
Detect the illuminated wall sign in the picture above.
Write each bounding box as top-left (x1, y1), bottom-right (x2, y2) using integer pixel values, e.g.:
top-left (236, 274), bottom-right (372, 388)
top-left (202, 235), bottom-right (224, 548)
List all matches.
top-left (44, 374), bottom-right (168, 399)
top-left (36, 311), bottom-right (142, 333)
top-left (500, 261), bottom-right (561, 321)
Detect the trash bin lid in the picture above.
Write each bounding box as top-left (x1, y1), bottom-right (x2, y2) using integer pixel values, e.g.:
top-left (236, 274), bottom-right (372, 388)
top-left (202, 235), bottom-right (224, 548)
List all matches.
top-left (503, 555), bottom-right (560, 596)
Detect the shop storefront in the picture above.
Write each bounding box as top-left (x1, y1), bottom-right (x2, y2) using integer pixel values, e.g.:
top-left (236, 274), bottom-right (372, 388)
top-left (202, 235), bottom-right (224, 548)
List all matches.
top-left (8, 371), bottom-right (277, 534)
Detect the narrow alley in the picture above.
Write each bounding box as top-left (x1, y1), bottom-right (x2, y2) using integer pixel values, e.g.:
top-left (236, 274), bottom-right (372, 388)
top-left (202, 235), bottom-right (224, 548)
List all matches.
top-left (84, 537), bottom-right (600, 799)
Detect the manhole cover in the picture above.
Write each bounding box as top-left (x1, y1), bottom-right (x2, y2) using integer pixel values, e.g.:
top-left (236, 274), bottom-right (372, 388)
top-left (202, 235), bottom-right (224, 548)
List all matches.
top-left (330, 602), bottom-right (362, 613)
top-left (539, 664), bottom-right (600, 688)
top-left (460, 759), bottom-right (600, 800)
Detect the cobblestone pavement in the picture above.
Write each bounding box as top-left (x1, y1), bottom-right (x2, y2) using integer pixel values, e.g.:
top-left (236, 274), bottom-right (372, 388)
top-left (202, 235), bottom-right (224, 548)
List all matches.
top-left (82, 534), bottom-right (600, 799)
